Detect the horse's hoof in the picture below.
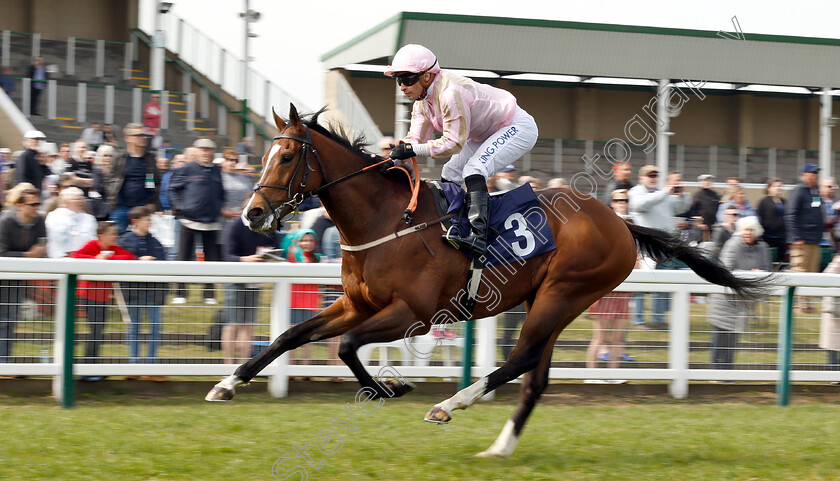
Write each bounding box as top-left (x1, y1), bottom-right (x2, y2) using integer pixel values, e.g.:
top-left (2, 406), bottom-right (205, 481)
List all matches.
top-left (474, 449), bottom-right (509, 458)
top-left (205, 385), bottom-right (234, 402)
top-left (382, 378), bottom-right (415, 398)
top-left (424, 406), bottom-right (451, 424)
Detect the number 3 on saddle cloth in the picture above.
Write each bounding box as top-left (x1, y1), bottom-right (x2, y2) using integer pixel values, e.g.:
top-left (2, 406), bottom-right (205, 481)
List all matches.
top-left (432, 182), bottom-right (556, 266)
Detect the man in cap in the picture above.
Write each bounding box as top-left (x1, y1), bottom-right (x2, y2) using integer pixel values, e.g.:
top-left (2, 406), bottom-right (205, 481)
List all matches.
top-left (105, 123), bottom-right (161, 233)
top-left (16, 130), bottom-right (48, 191)
top-left (786, 163), bottom-right (826, 312)
top-left (628, 165), bottom-right (692, 328)
top-left (691, 174), bottom-right (721, 241)
top-left (168, 137), bottom-right (225, 304)
top-left (383, 44), bottom-right (539, 259)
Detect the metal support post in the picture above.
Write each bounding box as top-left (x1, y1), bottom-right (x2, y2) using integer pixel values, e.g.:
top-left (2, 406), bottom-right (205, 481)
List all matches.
top-left (123, 41), bottom-right (134, 80)
top-left (22, 78), bottom-right (30, 116)
top-left (60, 274), bottom-right (77, 408)
top-left (132, 88), bottom-right (141, 124)
top-left (32, 33), bottom-right (40, 58)
top-left (77, 83), bottom-right (86, 124)
top-left (186, 92), bottom-right (195, 131)
top-left (47, 79), bottom-right (56, 119)
top-left (656, 79), bottom-right (670, 189)
top-left (777, 287), bottom-right (795, 407)
top-left (161, 90), bottom-right (169, 130)
top-left (104, 85), bottom-right (114, 124)
top-left (96, 40), bottom-right (104, 78)
top-left (67, 37), bottom-right (75, 76)
top-left (1, 31), bottom-right (10, 67)
top-left (459, 320), bottom-right (475, 390)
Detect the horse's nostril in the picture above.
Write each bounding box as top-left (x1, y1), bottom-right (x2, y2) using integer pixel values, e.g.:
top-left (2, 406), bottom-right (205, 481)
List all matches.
top-left (247, 207), bottom-right (264, 220)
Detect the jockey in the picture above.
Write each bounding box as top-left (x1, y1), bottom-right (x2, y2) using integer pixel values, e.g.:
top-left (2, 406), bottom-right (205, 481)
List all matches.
top-left (383, 44), bottom-right (538, 258)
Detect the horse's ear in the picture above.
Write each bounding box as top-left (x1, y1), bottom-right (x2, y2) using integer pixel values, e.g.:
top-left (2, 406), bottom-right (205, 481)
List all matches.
top-left (289, 103), bottom-right (300, 126)
top-left (272, 107), bottom-right (286, 130)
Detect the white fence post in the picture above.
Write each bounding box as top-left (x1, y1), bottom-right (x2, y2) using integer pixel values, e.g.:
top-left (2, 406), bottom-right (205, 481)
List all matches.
top-left (77, 82), bottom-right (86, 124)
top-left (668, 288), bottom-right (691, 399)
top-left (554, 139), bottom-right (563, 174)
top-left (269, 281), bottom-right (291, 398)
top-left (104, 85), bottom-right (114, 124)
top-left (47, 79), bottom-right (56, 119)
top-left (95, 40), bottom-right (104, 78)
top-left (476, 316), bottom-right (497, 401)
top-left (66, 37), bottom-right (75, 76)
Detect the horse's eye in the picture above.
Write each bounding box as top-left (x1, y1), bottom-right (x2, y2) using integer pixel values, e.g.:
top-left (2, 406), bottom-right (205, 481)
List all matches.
top-left (281, 153), bottom-right (294, 163)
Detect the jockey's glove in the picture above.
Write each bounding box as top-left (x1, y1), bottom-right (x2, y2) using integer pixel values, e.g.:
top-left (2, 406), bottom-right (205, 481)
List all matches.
top-left (389, 142), bottom-right (415, 160)
top-left (378, 159), bottom-right (403, 173)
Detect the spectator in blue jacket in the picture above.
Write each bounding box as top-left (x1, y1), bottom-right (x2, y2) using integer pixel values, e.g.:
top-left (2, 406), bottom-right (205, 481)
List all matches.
top-left (168, 138), bottom-right (225, 304)
top-left (118, 206), bottom-right (168, 371)
top-left (786, 163), bottom-right (826, 313)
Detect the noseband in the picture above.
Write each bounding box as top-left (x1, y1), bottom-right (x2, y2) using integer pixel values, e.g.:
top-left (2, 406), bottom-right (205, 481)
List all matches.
top-left (252, 126), bottom-right (325, 220)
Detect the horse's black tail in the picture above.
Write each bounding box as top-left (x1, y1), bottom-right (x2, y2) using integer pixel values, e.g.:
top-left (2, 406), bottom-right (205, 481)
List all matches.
top-left (626, 222), bottom-right (773, 299)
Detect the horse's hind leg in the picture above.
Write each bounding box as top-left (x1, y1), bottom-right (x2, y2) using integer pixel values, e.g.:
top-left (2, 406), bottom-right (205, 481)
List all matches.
top-left (475, 329), bottom-right (557, 458)
top-left (424, 293), bottom-right (581, 424)
top-left (206, 297), bottom-right (361, 401)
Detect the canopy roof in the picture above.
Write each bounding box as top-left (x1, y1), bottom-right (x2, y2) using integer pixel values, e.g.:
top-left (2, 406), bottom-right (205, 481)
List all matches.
top-left (321, 12), bottom-right (840, 89)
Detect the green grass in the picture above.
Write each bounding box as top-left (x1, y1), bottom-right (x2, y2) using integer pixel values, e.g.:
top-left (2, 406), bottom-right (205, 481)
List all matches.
top-left (2, 391), bottom-right (840, 480)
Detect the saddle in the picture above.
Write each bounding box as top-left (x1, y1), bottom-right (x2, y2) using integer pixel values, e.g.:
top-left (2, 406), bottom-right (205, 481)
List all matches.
top-left (426, 181), bottom-right (556, 267)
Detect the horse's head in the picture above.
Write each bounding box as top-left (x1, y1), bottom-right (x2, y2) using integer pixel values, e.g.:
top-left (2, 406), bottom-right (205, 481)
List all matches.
top-left (245, 103), bottom-right (324, 232)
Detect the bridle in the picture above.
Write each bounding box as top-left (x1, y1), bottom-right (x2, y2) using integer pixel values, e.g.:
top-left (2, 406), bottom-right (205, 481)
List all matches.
top-left (252, 124), bottom-right (392, 222)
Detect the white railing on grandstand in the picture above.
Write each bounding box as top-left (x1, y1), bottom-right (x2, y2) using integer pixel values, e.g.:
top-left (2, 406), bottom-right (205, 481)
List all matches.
top-left (334, 73), bottom-right (383, 150)
top-left (150, 15), bottom-right (312, 121)
top-left (1, 259), bottom-right (840, 402)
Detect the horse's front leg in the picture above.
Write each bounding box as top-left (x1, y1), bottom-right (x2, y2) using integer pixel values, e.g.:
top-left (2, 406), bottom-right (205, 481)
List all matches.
top-left (338, 299), bottom-right (420, 399)
top-left (206, 296), bottom-right (362, 401)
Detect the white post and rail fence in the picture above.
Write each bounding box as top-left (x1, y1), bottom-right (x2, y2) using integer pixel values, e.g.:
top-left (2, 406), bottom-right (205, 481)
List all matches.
top-left (0, 259), bottom-right (838, 408)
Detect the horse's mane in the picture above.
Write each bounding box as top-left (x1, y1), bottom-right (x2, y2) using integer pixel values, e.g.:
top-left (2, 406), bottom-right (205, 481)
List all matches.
top-left (302, 108), bottom-right (383, 166)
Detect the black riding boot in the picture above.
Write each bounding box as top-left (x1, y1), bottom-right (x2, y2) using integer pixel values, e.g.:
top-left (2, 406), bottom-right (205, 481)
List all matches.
top-left (444, 176), bottom-right (489, 258)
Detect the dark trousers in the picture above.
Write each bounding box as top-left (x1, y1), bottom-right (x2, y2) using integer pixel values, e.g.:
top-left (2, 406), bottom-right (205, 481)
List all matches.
top-left (30, 86), bottom-right (43, 115)
top-left (711, 326), bottom-right (739, 370)
top-left (82, 299), bottom-right (108, 363)
top-left (176, 224), bottom-right (220, 299)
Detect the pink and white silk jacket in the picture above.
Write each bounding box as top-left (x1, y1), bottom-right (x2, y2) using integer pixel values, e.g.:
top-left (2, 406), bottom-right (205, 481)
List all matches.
top-left (403, 71), bottom-right (517, 159)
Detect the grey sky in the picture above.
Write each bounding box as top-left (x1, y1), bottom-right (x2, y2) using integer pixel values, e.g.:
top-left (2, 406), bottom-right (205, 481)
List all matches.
top-left (139, 0), bottom-right (840, 108)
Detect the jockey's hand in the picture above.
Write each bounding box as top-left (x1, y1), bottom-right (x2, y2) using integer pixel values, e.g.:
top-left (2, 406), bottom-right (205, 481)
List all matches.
top-left (389, 142), bottom-right (415, 160)
top-left (378, 158), bottom-right (404, 173)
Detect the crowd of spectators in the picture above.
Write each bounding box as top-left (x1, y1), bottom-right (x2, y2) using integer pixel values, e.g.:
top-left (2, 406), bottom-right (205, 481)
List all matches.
top-left (2, 126), bottom-right (840, 378)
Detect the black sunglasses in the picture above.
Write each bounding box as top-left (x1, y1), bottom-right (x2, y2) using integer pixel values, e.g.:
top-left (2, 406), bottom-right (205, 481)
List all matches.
top-left (25, 202), bottom-right (41, 206)
top-left (612, 199), bottom-right (629, 203)
top-left (396, 73), bottom-right (422, 87)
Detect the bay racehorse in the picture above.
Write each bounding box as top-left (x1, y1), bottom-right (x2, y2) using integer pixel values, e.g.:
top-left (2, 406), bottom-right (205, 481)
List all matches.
top-left (206, 104), bottom-right (768, 457)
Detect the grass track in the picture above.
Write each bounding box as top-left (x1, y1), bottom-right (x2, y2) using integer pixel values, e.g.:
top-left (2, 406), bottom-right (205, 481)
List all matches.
top-left (2, 390), bottom-right (840, 480)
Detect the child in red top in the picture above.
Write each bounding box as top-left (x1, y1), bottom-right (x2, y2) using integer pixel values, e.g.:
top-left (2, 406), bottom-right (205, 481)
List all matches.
top-left (286, 229), bottom-right (322, 365)
top-left (71, 222), bottom-right (135, 370)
